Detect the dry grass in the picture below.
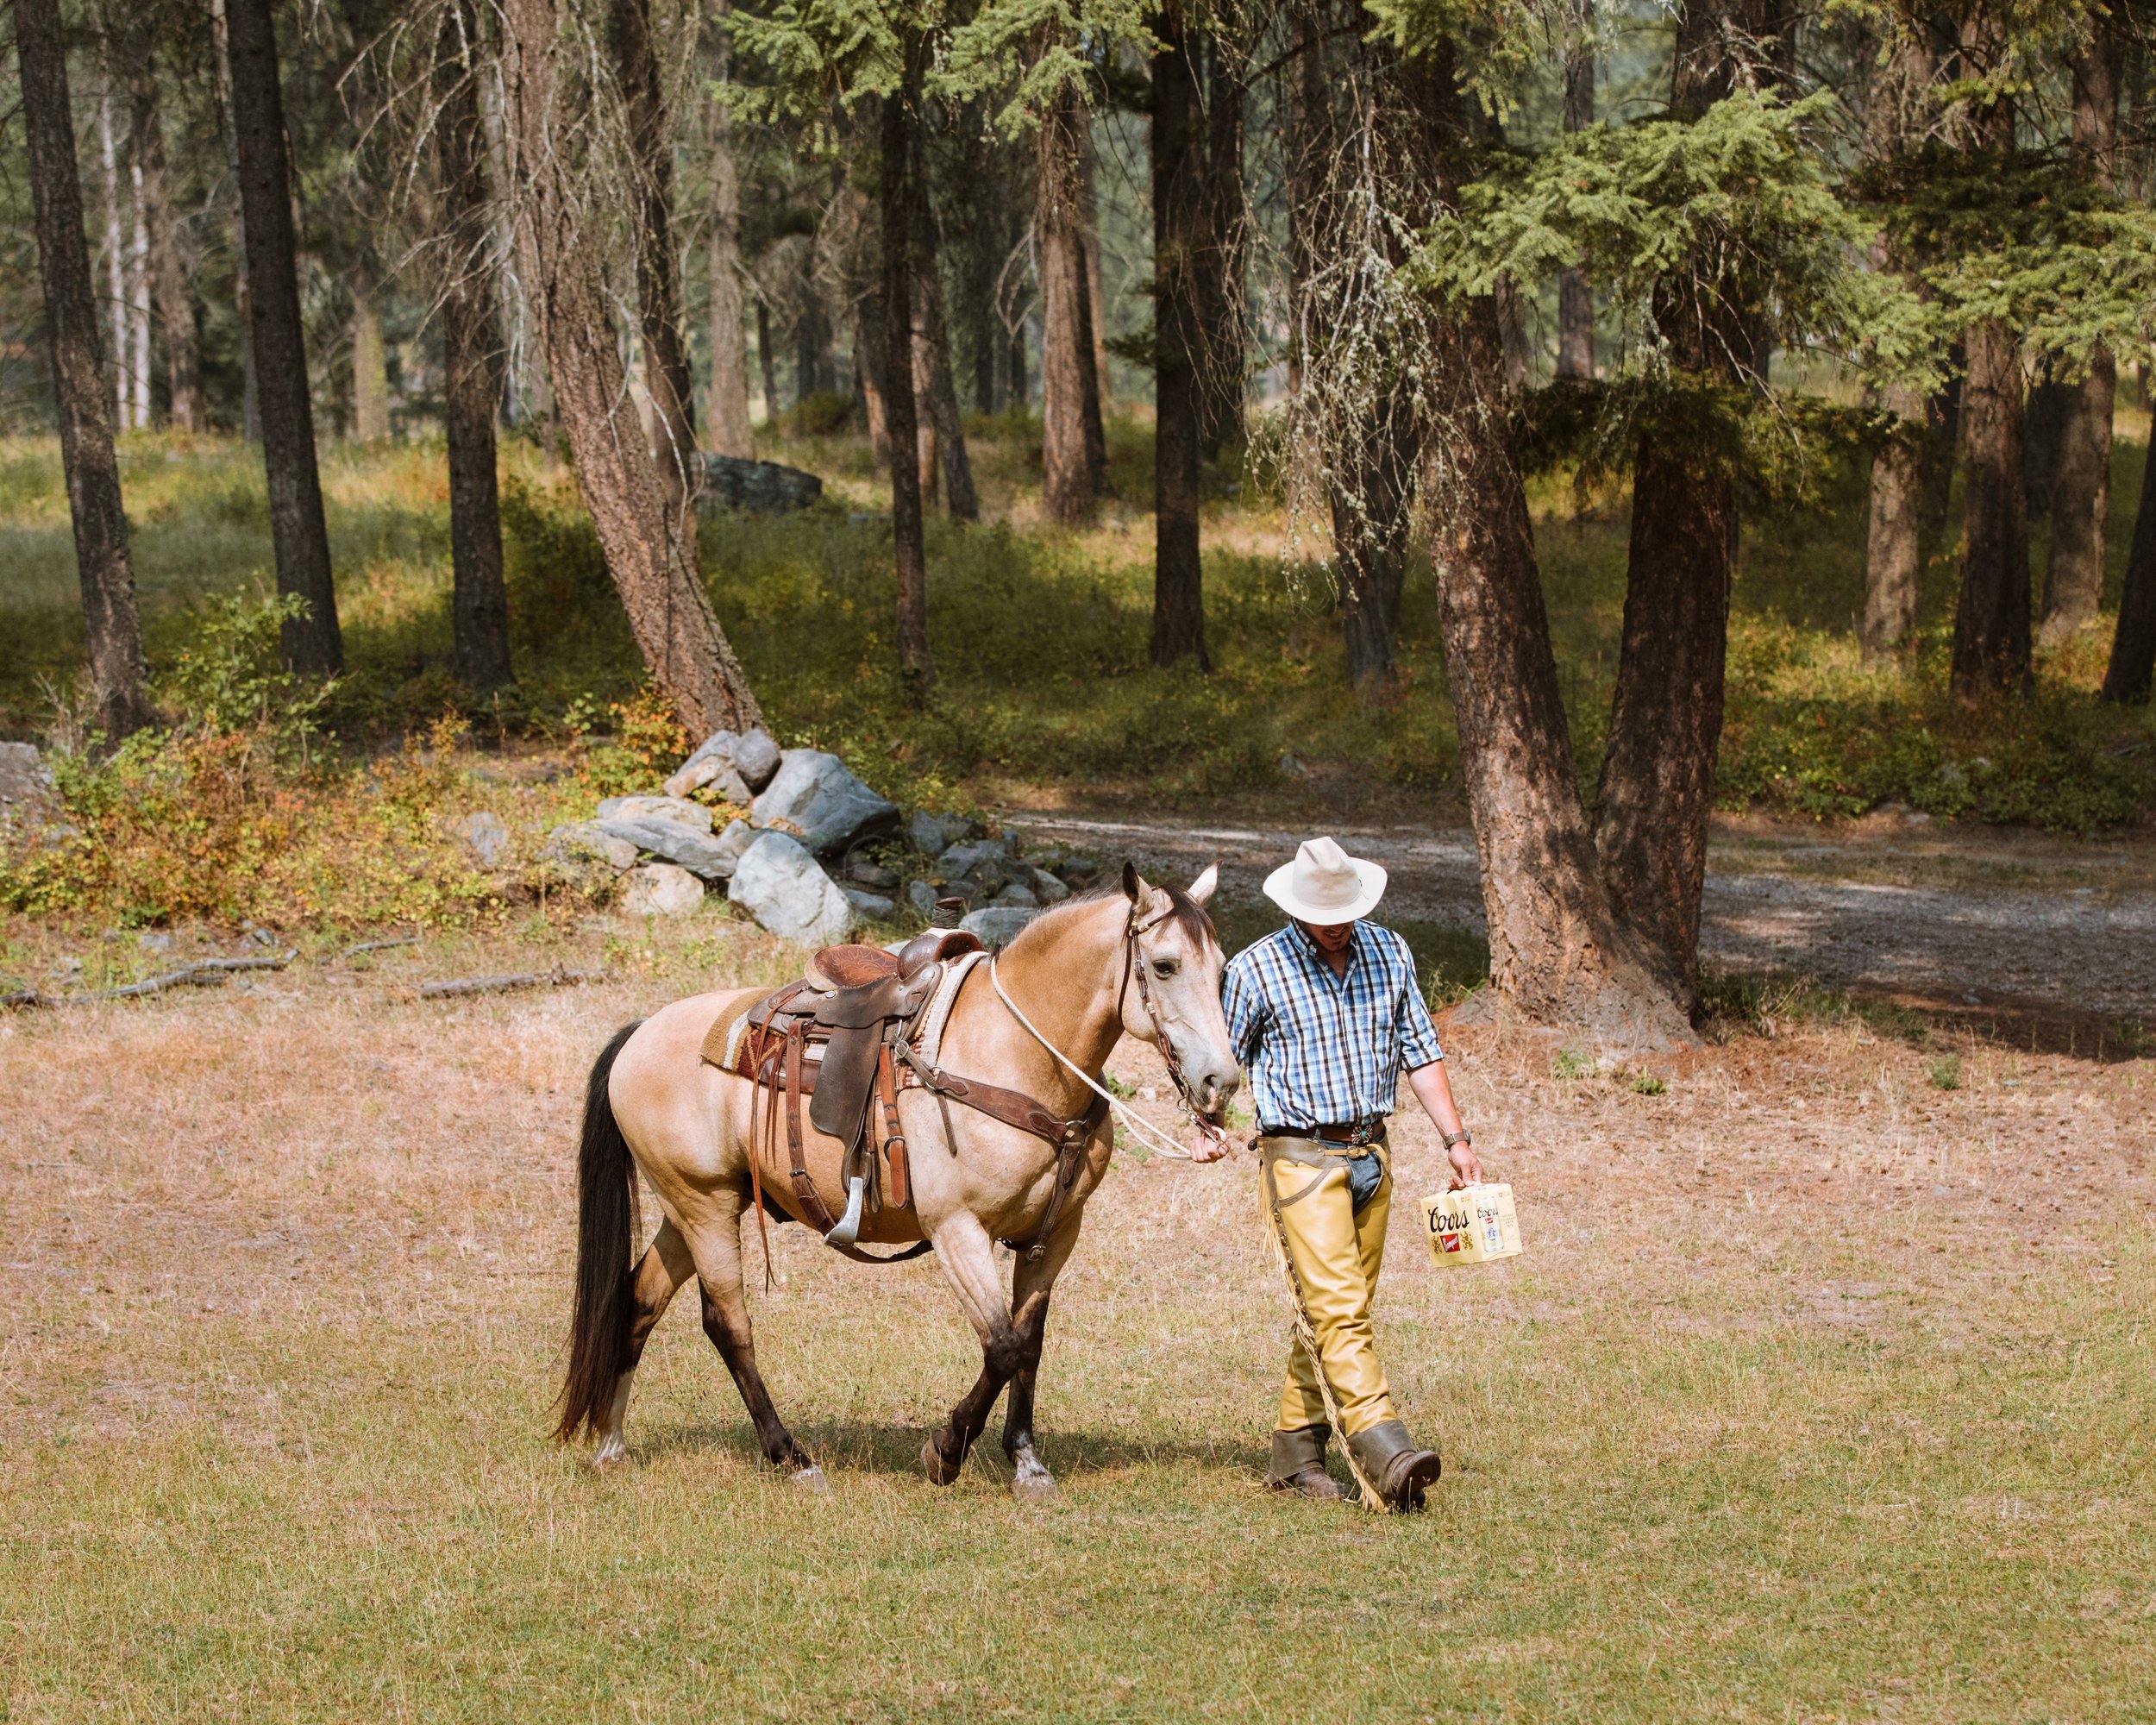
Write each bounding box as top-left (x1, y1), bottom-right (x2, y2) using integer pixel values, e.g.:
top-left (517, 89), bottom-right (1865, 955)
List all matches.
top-left (2, 914), bottom-right (2151, 1720)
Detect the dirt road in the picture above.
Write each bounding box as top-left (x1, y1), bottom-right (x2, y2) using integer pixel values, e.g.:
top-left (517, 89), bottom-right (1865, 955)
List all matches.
top-left (1016, 812), bottom-right (2156, 1019)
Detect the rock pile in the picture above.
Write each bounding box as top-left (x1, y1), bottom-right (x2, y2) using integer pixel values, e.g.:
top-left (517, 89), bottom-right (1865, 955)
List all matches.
top-left (547, 726), bottom-right (1106, 947)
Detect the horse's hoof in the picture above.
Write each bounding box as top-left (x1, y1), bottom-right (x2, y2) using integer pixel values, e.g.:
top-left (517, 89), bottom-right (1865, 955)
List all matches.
top-left (591, 1433), bottom-right (630, 1469)
top-left (921, 1437), bottom-right (962, 1486)
top-left (789, 1465), bottom-right (830, 1496)
top-left (1010, 1448), bottom-right (1058, 1503)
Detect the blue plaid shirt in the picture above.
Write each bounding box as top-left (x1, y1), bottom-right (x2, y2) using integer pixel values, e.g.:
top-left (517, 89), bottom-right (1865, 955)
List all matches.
top-left (1223, 922), bottom-right (1445, 1132)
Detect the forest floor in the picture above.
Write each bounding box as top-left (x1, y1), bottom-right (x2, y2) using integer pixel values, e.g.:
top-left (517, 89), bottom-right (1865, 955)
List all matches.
top-left (2, 901), bottom-right (2148, 1720)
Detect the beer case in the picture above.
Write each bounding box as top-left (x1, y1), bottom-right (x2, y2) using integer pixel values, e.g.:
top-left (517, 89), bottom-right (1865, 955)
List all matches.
top-left (1421, 1182), bottom-right (1523, 1267)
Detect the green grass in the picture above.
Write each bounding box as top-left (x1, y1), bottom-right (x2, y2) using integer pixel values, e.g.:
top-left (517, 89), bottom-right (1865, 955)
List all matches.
top-left (2, 417), bottom-right (2152, 828)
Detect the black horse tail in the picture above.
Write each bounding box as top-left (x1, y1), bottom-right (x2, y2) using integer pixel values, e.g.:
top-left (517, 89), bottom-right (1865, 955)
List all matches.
top-left (554, 1020), bottom-right (644, 1444)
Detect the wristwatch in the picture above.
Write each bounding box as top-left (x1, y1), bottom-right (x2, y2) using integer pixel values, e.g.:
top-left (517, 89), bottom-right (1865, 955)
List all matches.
top-left (1441, 1126), bottom-right (1473, 1151)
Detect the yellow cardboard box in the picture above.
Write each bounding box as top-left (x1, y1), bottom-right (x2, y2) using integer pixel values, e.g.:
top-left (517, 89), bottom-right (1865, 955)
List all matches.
top-left (1421, 1182), bottom-right (1523, 1267)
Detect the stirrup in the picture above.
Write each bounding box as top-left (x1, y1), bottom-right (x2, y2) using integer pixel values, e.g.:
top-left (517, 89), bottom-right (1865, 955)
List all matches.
top-left (824, 1174), bottom-right (868, 1247)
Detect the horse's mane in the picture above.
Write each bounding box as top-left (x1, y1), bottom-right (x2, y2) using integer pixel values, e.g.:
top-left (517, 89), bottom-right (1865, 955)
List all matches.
top-left (1005, 877), bottom-right (1218, 957)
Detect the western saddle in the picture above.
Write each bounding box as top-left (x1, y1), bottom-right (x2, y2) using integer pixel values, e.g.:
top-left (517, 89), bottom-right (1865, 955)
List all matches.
top-left (727, 927), bottom-right (1109, 1269)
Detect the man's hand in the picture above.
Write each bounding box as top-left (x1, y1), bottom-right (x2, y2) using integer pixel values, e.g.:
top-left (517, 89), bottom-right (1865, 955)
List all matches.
top-left (1188, 1132), bottom-right (1234, 1164)
top-left (1447, 1139), bottom-right (1485, 1190)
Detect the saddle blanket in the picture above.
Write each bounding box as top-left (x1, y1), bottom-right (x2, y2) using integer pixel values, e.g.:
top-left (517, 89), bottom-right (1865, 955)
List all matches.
top-left (699, 947), bottom-right (986, 1077)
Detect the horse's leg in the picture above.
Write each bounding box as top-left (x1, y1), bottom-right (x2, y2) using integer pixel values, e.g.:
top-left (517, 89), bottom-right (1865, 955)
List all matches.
top-left (685, 1189), bottom-right (826, 1491)
top-left (1000, 1211), bottom-right (1085, 1502)
top-left (922, 1214), bottom-right (1026, 1487)
top-left (593, 1218), bottom-right (696, 1465)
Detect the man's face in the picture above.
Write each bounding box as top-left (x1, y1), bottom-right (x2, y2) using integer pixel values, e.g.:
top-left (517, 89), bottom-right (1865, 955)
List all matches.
top-left (1299, 919), bottom-right (1355, 954)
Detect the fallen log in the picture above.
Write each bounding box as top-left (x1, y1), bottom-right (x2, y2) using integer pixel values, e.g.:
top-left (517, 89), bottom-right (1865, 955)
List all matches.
top-left (3, 949), bottom-right (299, 1007)
top-left (415, 967), bottom-right (605, 1000)
top-left (695, 454), bottom-right (823, 513)
top-left (342, 934), bottom-right (420, 958)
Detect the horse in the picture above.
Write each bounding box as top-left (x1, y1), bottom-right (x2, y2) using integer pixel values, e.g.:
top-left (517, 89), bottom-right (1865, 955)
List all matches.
top-left (552, 862), bottom-right (1242, 1498)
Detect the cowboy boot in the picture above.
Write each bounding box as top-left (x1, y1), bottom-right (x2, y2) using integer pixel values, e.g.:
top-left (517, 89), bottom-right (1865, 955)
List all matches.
top-left (1347, 1419), bottom-right (1443, 1510)
top-left (1266, 1424), bottom-right (1344, 1501)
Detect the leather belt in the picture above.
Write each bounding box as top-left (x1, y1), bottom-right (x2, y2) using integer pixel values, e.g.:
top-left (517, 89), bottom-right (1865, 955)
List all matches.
top-left (1259, 1120), bottom-right (1387, 1150)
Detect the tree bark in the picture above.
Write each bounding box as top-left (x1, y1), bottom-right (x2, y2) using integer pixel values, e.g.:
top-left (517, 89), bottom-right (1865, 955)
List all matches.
top-left (1079, 129), bottom-right (1111, 410)
top-left (881, 59), bottom-right (934, 693)
top-left (1952, 316), bottom-right (2033, 699)
top-left (2101, 430), bottom-right (2156, 702)
top-left (755, 296), bottom-right (780, 424)
top-left (435, 0), bottom-right (513, 693)
top-left (352, 297), bottom-right (391, 439)
top-left (122, 32), bottom-right (203, 432)
top-left (704, 5), bottom-right (754, 459)
top-left (1863, 383), bottom-right (1923, 658)
top-left (2040, 29), bottom-right (2120, 648)
top-left (1554, 9), bottom-right (1595, 380)
top-left (17, 0), bottom-right (153, 737)
top-left (95, 64), bottom-right (128, 429)
top-left (855, 297), bottom-right (893, 468)
top-left (1333, 388), bottom-right (1412, 694)
top-left (1037, 82), bottom-right (1098, 524)
top-left (913, 267), bottom-right (978, 520)
top-left (501, 0), bottom-right (761, 735)
top-left (1150, 4), bottom-right (1207, 669)
top-left (609, 0), bottom-right (697, 514)
top-left (1193, 28), bottom-right (1245, 458)
top-left (224, 0), bottom-right (342, 674)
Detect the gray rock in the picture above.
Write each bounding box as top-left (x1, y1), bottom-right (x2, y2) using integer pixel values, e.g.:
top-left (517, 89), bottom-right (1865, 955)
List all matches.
top-left (548, 822), bottom-right (638, 871)
top-left (938, 812), bottom-right (983, 843)
top-left (728, 831), bottom-right (855, 944)
top-left (457, 809), bottom-right (510, 867)
top-left (0, 742), bottom-right (50, 806)
top-left (623, 862), bottom-right (705, 917)
top-left (960, 906), bottom-right (1037, 949)
top-left (906, 879), bottom-right (940, 920)
top-left (1031, 868), bottom-right (1072, 904)
top-left (840, 888), bottom-right (898, 919)
top-left (138, 931), bottom-right (172, 952)
top-left (1056, 856), bottom-right (1100, 888)
top-left (597, 794), bottom-right (712, 832)
top-left (751, 750), bottom-right (899, 856)
top-left (593, 817), bottom-right (739, 880)
top-left (732, 728), bottom-right (782, 792)
top-left (906, 810), bottom-right (945, 856)
top-left (937, 839), bottom-right (1002, 877)
top-left (848, 856), bottom-right (899, 889)
top-left (693, 452), bottom-right (824, 514)
top-left (664, 756), bottom-right (752, 804)
top-left (664, 731), bottom-right (736, 800)
top-left (993, 880), bottom-right (1039, 908)
top-left (715, 819), bottom-right (756, 862)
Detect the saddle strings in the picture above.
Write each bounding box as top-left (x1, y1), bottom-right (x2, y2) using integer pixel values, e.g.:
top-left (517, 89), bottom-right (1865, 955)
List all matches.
top-left (987, 913), bottom-right (1206, 1163)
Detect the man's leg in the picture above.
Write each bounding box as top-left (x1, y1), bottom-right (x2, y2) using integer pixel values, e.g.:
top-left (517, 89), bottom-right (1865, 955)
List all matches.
top-left (1269, 1149), bottom-right (1397, 1500)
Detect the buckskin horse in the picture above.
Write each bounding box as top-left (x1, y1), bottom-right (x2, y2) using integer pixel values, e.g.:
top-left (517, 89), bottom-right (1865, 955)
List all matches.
top-left (554, 863), bottom-right (1241, 1498)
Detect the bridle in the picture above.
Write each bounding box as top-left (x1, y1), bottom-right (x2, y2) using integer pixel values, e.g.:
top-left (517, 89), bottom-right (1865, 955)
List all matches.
top-left (989, 895), bottom-right (1229, 1162)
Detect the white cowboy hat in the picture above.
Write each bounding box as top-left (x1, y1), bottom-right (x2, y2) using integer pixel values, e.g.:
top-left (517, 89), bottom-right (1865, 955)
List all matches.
top-left (1263, 836), bottom-right (1387, 925)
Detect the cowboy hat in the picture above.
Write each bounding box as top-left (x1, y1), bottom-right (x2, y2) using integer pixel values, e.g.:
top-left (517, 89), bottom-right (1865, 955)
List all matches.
top-left (1263, 836), bottom-right (1387, 925)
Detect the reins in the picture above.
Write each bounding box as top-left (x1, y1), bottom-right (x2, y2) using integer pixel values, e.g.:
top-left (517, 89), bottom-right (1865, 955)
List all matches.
top-left (987, 901), bottom-right (1227, 1164)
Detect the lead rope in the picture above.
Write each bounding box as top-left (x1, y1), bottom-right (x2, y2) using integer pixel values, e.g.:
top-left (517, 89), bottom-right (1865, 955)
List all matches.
top-left (987, 954), bottom-right (1199, 1161)
top-left (1261, 1156), bottom-right (1387, 1512)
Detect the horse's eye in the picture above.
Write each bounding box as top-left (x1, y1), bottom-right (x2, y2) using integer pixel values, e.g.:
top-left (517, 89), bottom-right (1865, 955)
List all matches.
top-left (1153, 957), bottom-right (1178, 978)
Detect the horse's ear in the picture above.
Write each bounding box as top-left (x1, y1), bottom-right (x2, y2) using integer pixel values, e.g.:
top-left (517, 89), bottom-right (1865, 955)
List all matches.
top-left (1121, 860), bottom-right (1145, 903)
top-left (1188, 863), bottom-right (1218, 906)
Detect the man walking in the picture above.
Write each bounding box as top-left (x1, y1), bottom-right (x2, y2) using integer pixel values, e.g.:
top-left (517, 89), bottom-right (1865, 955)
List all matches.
top-left (1215, 836), bottom-right (1484, 1509)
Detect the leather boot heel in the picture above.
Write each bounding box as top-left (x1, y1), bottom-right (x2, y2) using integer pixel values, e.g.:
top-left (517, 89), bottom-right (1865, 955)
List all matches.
top-left (1266, 1425), bottom-right (1344, 1501)
top-left (1346, 1419), bottom-right (1443, 1511)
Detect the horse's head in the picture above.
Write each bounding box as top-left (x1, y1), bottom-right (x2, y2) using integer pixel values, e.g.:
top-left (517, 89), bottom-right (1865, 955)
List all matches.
top-left (1119, 861), bottom-right (1242, 1129)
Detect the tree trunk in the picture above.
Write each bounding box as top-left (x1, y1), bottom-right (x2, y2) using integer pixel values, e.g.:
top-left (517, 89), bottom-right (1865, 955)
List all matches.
top-left (913, 267), bottom-right (978, 521)
top-left (704, 7), bottom-right (754, 460)
top-left (209, 0), bottom-right (259, 443)
top-left (2041, 30), bottom-right (2121, 648)
top-left (1595, 424), bottom-right (1731, 1001)
top-left (881, 60), bottom-right (934, 693)
top-left (755, 296), bottom-right (780, 424)
top-left (124, 41), bottom-right (204, 432)
top-left (224, 0), bottom-right (342, 674)
top-left (2102, 430), bottom-right (2156, 702)
top-left (1150, 4), bottom-right (1208, 669)
top-left (16, 0), bottom-right (152, 737)
top-left (609, 0), bottom-right (696, 515)
top-left (1333, 388), bottom-right (1412, 694)
top-left (1863, 383), bottom-right (1923, 658)
top-left (435, 0), bottom-right (513, 693)
top-left (1193, 29), bottom-right (1245, 459)
top-left (352, 298), bottom-right (390, 439)
top-left (1284, 0), bottom-right (1328, 403)
top-left (127, 151), bottom-right (150, 429)
top-left (1079, 129), bottom-right (1111, 410)
top-left (1037, 83), bottom-right (1098, 524)
top-left (856, 297), bottom-right (892, 469)
top-left (95, 66), bottom-right (127, 429)
top-left (501, 0), bottom-right (761, 736)
top-left (1554, 12), bottom-right (1595, 380)
top-left (1952, 317), bottom-right (2033, 700)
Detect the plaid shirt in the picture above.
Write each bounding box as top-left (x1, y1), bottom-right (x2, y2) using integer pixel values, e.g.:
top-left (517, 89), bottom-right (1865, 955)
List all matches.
top-left (1222, 922), bottom-right (1445, 1132)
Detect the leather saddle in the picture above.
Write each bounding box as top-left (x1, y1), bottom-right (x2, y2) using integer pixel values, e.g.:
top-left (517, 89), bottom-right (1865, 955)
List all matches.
top-left (731, 926), bottom-right (1109, 1270)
